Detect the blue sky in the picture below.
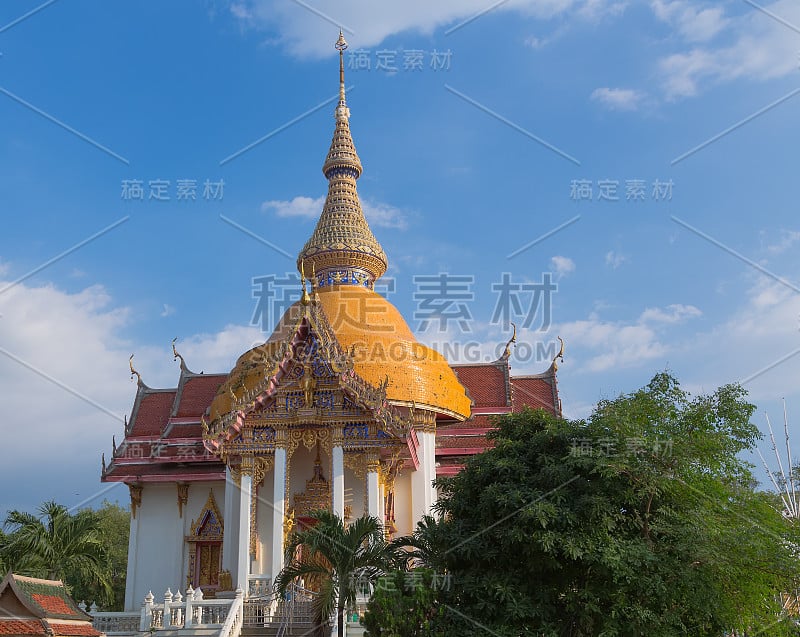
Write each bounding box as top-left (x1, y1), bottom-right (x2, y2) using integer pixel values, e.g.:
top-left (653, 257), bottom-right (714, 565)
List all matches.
top-left (1, 0), bottom-right (799, 515)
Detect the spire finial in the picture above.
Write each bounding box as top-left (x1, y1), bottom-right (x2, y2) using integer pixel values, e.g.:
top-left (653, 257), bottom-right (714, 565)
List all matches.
top-left (296, 31), bottom-right (387, 288)
top-left (335, 30), bottom-right (349, 121)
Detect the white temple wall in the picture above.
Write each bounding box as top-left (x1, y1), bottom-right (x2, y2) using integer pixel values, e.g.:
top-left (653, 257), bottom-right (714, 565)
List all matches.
top-left (125, 485), bottom-right (183, 610)
top-left (123, 481), bottom-right (226, 611)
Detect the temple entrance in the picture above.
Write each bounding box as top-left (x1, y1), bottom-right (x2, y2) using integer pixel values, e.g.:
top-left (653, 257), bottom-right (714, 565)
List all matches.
top-left (186, 491), bottom-right (224, 591)
top-left (292, 445), bottom-right (332, 529)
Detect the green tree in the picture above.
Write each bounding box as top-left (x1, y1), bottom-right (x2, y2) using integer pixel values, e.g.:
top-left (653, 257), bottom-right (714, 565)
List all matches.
top-left (275, 510), bottom-right (399, 637)
top-left (390, 374), bottom-right (800, 636)
top-left (362, 568), bottom-right (444, 637)
top-left (69, 501), bottom-right (130, 610)
top-left (3, 501), bottom-right (112, 604)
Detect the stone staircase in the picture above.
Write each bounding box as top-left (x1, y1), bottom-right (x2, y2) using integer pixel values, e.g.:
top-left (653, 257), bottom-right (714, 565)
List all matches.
top-left (241, 624), bottom-right (314, 637)
top-left (241, 600), bottom-right (315, 637)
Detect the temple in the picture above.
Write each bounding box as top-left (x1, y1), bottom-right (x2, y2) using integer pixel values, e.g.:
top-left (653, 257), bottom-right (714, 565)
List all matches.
top-left (100, 33), bottom-right (562, 616)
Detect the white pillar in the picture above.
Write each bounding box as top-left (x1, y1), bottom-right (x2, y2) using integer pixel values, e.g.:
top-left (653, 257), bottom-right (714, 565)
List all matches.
top-left (236, 473), bottom-right (252, 592)
top-left (175, 495), bottom-right (186, 592)
top-left (222, 467), bottom-right (237, 572)
top-left (425, 431), bottom-right (438, 511)
top-left (271, 447), bottom-right (287, 581)
top-left (123, 499), bottom-right (140, 611)
top-left (366, 469), bottom-right (380, 518)
top-left (332, 445), bottom-right (345, 519)
top-left (410, 429), bottom-right (437, 523)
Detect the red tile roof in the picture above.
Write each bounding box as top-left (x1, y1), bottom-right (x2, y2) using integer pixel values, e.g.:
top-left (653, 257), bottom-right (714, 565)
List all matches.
top-left (511, 375), bottom-right (558, 414)
top-left (30, 595), bottom-right (74, 618)
top-left (0, 620), bottom-right (47, 635)
top-left (165, 423), bottom-right (203, 438)
top-left (129, 390), bottom-right (176, 436)
top-left (453, 362), bottom-right (509, 408)
top-left (48, 623), bottom-right (102, 636)
top-left (175, 375), bottom-right (226, 418)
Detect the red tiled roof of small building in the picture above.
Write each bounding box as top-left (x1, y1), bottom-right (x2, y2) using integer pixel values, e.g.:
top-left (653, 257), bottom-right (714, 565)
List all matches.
top-left (48, 623), bottom-right (102, 636)
top-left (0, 620), bottom-right (47, 635)
top-left (0, 574), bottom-right (100, 637)
top-left (8, 576), bottom-right (89, 621)
top-left (29, 595), bottom-right (75, 618)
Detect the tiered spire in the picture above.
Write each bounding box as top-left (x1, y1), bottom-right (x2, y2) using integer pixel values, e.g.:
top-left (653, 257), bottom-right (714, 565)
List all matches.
top-left (297, 31), bottom-right (388, 289)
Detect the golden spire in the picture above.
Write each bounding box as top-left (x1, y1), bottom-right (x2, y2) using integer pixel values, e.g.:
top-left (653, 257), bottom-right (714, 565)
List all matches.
top-left (297, 31), bottom-right (388, 289)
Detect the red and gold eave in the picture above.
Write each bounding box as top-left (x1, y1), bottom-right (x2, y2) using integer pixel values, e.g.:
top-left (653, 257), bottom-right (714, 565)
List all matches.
top-left (101, 345), bottom-right (561, 483)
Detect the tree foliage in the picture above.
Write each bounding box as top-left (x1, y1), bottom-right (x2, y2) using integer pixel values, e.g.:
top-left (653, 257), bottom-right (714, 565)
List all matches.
top-left (1, 500), bottom-right (129, 610)
top-left (381, 373), bottom-right (800, 636)
top-left (275, 510), bottom-right (399, 637)
top-left (362, 568), bottom-right (444, 637)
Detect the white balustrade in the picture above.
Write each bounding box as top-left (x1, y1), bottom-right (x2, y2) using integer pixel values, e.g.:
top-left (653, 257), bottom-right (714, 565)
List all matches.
top-left (90, 612), bottom-right (141, 635)
top-left (247, 574), bottom-right (272, 598)
top-left (131, 587), bottom-right (238, 632)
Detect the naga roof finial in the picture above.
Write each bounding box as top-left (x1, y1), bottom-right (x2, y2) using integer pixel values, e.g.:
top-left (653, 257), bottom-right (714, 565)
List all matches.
top-left (172, 337), bottom-right (188, 372)
top-left (552, 336), bottom-right (565, 371)
top-left (129, 354), bottom-right (143, 386)
top-left (503, 322), bottom-right (517, 358)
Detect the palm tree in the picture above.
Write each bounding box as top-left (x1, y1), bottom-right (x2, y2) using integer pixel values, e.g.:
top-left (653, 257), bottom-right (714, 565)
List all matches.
top-left (274, 510), bottom-right (399, 637)
top-left (390, 514), bottom-right (447, 572)
top-left (2, 501), bottom-right (111, 600)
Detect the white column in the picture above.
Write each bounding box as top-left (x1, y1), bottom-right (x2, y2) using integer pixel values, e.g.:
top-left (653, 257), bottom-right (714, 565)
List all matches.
top-left (236, 473), bottom-right (252, 592)
top-left (123, 498), bottom-right (140, 611)
top-left (410, 428), bottom-right (437, 523)
top-left (366, 469), bottom-right (380, 518)
top-left (175, 493), bottom-right (186, 591)
top-left (222, 467), bottom-right (236, 572)
top-left (424, 431), bottom-right (438, 511)
top-left (271, 447), bottom-right (287, 581)
top-left (332, 445), bottom-right (345, 519)
top-left (410, 431), bottom-right (428, 524)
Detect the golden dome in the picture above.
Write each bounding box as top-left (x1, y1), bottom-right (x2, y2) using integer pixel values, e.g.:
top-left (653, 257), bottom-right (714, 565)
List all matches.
top-left (277, 286), bottom-right (470, 418)
top-left (208, 286), bottom-right (471, 424)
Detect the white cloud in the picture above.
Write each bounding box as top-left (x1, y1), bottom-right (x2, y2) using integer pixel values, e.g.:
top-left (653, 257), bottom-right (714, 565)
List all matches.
top-left (173, 325), bottom-right (265, 376)
top-left (161, 303), bottom-right (176, 317)
top-left (262, 195), bottom-right (323, 219)
top-left (0, 276), bottom-right (265, 513)
top-left (765, 230), bottom-right (800, 255)
top-left (550, 255), bottom-right (576, 277)
top-left (605, 250), bottom-right (627, 269)
top-left (361, 200), bottom-right (408, 230)
top-left (639, 303), bottom-right (702, 324)
top-left (651, 1), bottom-right (729, 42)
top-left (654, 0), bottom-right (800, 99)
top-left (590, 87), bottom-right (647, 111)
top-left (262, 194), bottom-right (408, 229)
top-left (231, 0), bottom-right (629, 57)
